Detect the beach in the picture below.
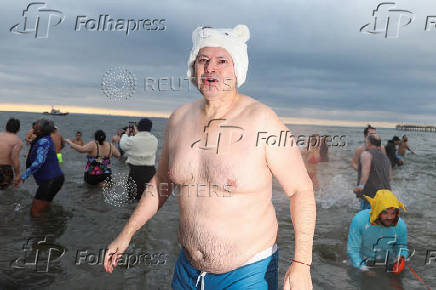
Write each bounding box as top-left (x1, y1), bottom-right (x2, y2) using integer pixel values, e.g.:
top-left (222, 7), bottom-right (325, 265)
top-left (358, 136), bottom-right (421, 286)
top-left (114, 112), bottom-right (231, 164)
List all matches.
top-left (0, 111), bottom-right (435, 289)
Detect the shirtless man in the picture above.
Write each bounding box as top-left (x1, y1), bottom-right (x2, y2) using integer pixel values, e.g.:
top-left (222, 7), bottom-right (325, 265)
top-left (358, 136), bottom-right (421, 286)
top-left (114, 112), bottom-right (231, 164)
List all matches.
top-left (352, 125), bottom-right (386, 171)
top-left (50, 126), bottom-right (65, 163)
top-left (72, 131), bottom-right (84, 146)
top-left (397, 135), bottom-right (415, 160)
top-left (104, 25), bottom-right (316, 289)
top-left (0, 118), bottom-right (22, 189)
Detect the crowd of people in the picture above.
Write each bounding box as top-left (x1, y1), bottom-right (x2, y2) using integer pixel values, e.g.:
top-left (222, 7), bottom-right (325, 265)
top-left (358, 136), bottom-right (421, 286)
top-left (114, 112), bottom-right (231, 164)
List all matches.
top-left (0, 117), bottom-right (158, 217)
top-left (347, 124), bottom-right (414, 276)
top-left (0, 23), bottom-right (421, 289)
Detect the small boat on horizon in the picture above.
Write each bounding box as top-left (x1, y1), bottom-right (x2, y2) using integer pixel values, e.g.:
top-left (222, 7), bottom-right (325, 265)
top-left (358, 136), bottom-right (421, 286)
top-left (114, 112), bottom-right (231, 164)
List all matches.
top-left (43, 106), bottom-right (69, 116)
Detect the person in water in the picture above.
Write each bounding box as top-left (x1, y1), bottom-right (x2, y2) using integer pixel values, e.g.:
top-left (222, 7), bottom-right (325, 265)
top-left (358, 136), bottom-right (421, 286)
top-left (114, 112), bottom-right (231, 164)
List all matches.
top-left (20, 119), bottom-right (65, 217)
top-left (352, 125), bottom-right (388, 171)
top-left (302, 134), bottom-right (322, 191)
top-left (72, 131), bottom-right (84, 146)
top-left (385, 136), bottom-right (403, 168)
top-left (119, 118), bottom-right (158, 200)
top-left (319, 135), bottom-right (329, 162)
top-left (0, 118), bottom-right (23, 190)
top-left (25, 121), bottom-right (37, 145)
top-left (353, 135), bottom-right (391, 210)
top-left (51, 126), bottom-right (65, 164)
top-left (112, 128), bottom-right (127, 156)
top-left (397, 135), bottom-right (415, 162)
top-left (347, 190), bottom-right (408, 273)
top-left (104, 25), bottom-right (315, 290)
top-left (66, 130), bottom-right (120, 186)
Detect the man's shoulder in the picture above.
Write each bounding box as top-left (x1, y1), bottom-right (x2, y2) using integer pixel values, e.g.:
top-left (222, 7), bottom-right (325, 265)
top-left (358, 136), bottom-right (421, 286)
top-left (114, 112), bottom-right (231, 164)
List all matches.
top-left (352, 209), bottom-right (371, 225)
top-left (168, 100), bottom-right (201, 125)
top-left (396, 217), bottom-right (407, 229)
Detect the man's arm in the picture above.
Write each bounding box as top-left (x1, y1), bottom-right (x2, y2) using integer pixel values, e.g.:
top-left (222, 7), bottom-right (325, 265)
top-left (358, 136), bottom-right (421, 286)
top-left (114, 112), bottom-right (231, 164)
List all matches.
top-left (10, 140), bottom-right (22, 178)
top-left (60, 135), bottom-right (65, 149)
top-left (263, 108), bottom-right (315, 289)
top-left (119, 134), bottom-right (133, 152)
top-left (104, 116), bottom-right (173, 273)
top-left (67, 141), bottom-right (94, 153)
top-left (352, 146), bottom-right (363, 171)
top-left (394, 219), bottom-right (409, 260)
top-left (347, 214), bottom-right (365, 269)
top-left (358, 151), bottom-right (371, 186)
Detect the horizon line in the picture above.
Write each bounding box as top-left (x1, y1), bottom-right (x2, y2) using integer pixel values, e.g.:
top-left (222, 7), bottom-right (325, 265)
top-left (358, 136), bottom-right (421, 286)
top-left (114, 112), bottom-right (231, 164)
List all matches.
top-left (0, 103), bottom-right (399, 128)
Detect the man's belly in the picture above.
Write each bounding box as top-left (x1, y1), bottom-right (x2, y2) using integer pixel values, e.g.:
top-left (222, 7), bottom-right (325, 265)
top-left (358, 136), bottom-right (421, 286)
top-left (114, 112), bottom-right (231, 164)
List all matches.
top-left (178, 194), bottom-right (278, 273)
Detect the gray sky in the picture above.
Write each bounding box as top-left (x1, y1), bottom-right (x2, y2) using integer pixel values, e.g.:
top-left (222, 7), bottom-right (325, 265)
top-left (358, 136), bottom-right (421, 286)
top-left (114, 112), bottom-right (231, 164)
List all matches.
top-left (1, 0), bottom-right (436, 125)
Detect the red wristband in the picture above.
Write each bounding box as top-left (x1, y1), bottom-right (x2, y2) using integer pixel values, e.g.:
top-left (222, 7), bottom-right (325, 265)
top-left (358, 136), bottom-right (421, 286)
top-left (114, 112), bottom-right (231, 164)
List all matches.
top-left (292, 259), bottom-right (311, 267)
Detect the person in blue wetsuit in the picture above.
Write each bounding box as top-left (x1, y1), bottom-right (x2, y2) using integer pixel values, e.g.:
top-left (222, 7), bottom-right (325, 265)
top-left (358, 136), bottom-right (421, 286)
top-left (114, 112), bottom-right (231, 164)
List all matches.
top-left (20, 119), bottom-right (65, 217)
top-left (347, 189), bottom-right (408, 273)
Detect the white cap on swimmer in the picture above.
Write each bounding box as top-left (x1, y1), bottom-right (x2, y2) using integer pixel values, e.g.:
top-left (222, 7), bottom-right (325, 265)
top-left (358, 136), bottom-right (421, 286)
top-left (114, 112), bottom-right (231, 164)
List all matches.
top-left (187, 24), bottom-right (250, 88)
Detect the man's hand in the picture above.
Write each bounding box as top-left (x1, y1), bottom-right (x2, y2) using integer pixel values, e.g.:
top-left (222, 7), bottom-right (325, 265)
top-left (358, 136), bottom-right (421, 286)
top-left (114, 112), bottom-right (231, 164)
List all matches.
top-left (13, 175), bottom-right (21, 187)
top-left (353, 187), bottom-right (364, 197)
top-left (283, 262), bottom-right (312, 290)
top-left (104, 234), bottom-right (131, 274)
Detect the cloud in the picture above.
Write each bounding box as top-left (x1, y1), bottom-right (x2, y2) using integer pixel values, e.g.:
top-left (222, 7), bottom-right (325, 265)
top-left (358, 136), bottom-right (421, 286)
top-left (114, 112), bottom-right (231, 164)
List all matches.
top-left (1, 0), bottom-right (436, 126)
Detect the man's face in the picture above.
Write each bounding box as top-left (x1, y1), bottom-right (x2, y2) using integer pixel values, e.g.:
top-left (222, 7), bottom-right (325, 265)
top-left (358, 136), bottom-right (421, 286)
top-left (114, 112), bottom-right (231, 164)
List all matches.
top-left (394, 140), bottom-right (400, 145)
top-left (76, 133), bottom-right (82, 139)
top-left (194, 47), bottom-right (236, 98)
top-left (379, 208), bottom-right (398, 226)
top-left (367, 128), bottom-right (376, 137)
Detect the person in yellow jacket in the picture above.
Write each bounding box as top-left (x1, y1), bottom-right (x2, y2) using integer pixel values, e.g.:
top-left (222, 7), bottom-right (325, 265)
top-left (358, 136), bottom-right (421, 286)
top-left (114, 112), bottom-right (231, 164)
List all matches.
top-left (347, 190), bottom-right (408, 272)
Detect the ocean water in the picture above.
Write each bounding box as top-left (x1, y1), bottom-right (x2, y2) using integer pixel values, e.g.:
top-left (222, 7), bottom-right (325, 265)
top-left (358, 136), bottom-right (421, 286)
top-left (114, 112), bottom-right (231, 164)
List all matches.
top-left (0, 111), bottom-right (435, 289)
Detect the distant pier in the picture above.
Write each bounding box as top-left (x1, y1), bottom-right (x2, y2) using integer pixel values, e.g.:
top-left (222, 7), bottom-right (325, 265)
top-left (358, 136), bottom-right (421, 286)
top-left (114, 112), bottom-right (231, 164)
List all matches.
top-left (396, 124), bottom-right (436, 132)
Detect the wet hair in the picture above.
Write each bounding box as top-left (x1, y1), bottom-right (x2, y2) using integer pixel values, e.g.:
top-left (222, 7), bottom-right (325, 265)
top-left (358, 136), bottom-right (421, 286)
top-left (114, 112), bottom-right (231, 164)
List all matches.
top-left (363, 124), bottom-right (376, 137)
top-left (94, 130), bottom-right (106, 145)
top-left (137, 118), bottom-right (152, 132)
top-left (6, 118), bottom-right (20, 133)
top-left (36, 118), bottom-right (55, 137)
top-left (76, 131), bottom-right (82, 135)
top-left (368, 134), bottom-right (381, 147)
top-left (392, 136), bottom-right (400, 142)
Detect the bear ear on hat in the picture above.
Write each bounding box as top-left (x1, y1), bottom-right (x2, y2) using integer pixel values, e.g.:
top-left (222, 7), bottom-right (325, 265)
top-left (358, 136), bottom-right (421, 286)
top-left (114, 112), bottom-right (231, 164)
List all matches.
top-left (233, 24), bottom-right (250, 43)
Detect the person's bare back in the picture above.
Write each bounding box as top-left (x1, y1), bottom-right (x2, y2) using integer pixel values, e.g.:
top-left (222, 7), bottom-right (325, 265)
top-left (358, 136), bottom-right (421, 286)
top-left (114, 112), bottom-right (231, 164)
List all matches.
top-left (0, 132), bottom-right (22, 166)
top-left (168, 95), bottom-right (280, 272)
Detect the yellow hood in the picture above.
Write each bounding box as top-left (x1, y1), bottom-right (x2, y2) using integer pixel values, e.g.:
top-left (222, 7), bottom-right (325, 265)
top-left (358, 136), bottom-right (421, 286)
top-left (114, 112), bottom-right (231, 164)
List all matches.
top-left (364, 190), bottom-right (406, 225)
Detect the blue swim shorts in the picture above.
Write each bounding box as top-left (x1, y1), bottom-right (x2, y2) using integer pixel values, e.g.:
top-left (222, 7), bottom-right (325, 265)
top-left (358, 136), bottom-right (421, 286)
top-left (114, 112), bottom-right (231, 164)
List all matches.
top-left (171, 247), bottom-right (278, 289)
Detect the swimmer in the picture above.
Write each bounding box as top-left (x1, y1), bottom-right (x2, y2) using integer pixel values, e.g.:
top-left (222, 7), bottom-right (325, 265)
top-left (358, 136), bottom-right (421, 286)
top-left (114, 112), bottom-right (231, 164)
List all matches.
top-left (104, 25), bottom-right (315, 290)
top-left (352, 125), bottom-right (387, 171)
top-left (19, 119), bottom-right (65, 217)
top-left (302, 134), bottom-right (321, 191)
top-left (397, 135), bottom-right (415, 161)
top-left (66, 130), bottom-right (120, 186)
top-left (0, 118), bottom-right (23, 190)
top-left (71, 131), bottom-right (84, 146)
top-left (50, 126), bottom-right (65, 164)
top-left (353, 135), bottom-right (392, 210)
top-left (347, 190), bottom-right (408, 273)
top-left (112, 128), bottom-right (127, 156)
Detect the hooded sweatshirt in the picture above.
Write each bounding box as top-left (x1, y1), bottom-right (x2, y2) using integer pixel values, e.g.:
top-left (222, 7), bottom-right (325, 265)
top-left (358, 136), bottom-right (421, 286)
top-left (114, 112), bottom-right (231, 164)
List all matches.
top-left (347, 190), bottom-right (408, 269)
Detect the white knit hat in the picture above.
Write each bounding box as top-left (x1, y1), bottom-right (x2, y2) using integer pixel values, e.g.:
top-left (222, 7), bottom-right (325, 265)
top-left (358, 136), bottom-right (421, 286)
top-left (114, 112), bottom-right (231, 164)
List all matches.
top-left (187, 24), bottom-right (250, 88)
